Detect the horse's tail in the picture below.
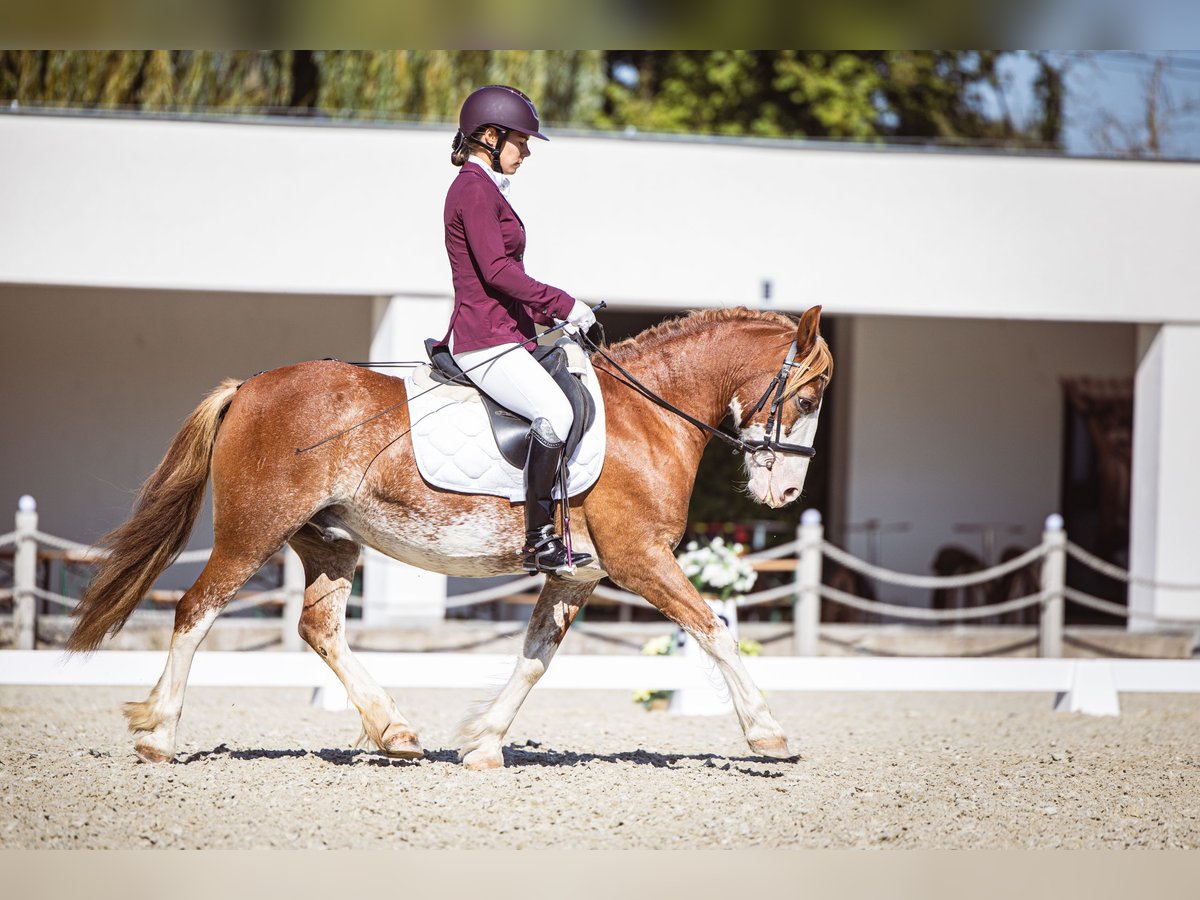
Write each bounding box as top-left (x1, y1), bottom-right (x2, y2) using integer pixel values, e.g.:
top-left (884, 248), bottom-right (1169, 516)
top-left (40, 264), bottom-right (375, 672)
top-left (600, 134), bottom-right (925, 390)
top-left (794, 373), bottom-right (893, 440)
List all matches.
top-left (67, 378), bottom-right (242, 653)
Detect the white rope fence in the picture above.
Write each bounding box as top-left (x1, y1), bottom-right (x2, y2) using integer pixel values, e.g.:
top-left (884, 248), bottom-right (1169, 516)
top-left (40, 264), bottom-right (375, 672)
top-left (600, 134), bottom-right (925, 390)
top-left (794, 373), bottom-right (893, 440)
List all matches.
top-left (819, 540), bottom-right (1046, 590)
top-left (1066, 541), bottom-right (1200, 591)
top-left (444, 576), bottom-right (543, 609)
top-left (5, 496), bottom-right (1199, 655)
top-left (817, 585), bottom-right (1047, 622)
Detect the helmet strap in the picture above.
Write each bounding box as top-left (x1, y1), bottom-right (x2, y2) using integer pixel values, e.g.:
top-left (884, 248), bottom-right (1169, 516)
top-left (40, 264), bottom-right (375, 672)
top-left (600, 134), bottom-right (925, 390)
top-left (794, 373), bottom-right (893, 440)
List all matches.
top-left (489, 127), bottom-right (509, 174)
top-left (464, 126), bottom-right (510, 174)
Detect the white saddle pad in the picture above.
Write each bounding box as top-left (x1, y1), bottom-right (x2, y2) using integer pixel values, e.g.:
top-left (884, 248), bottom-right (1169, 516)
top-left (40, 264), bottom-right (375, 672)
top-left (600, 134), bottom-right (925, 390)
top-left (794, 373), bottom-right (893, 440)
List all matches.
top-left (405, 348), bottom-right (606, 502)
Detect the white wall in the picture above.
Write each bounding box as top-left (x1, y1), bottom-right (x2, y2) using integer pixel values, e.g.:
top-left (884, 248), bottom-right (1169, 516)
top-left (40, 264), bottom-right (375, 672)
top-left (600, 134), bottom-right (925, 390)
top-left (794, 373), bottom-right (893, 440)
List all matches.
top-left (2, 113), bottom-right (1198, 325)
top-left (0, 285), bottom-right (372, 564)
top-left (838, 316), bottom-right (1135, 603)
top-left (1129, 324), bottom-right (1200, 625)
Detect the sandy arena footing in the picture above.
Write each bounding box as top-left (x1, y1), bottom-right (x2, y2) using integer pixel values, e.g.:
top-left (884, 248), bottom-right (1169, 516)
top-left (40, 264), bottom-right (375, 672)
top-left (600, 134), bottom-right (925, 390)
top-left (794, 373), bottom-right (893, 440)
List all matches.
top-left (1, 685), bottom-right (1197, 849)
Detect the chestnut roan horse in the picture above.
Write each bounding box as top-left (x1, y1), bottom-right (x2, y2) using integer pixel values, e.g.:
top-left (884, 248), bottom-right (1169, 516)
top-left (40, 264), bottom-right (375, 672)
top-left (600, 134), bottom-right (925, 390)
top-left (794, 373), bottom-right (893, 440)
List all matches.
top-left (68, 306), bottom-right (832, 769)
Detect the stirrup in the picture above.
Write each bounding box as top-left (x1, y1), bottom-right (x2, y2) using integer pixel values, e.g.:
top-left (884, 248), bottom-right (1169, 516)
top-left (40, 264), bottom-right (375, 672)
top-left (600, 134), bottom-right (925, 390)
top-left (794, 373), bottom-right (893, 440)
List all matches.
top-left (522, 528), bottom-right (593, 574)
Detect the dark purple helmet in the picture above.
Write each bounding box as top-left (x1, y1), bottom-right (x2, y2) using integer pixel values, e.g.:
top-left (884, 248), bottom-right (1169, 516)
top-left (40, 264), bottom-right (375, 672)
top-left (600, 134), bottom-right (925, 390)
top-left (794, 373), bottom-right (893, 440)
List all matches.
top-left (459, 84), bottom-right (547, 141)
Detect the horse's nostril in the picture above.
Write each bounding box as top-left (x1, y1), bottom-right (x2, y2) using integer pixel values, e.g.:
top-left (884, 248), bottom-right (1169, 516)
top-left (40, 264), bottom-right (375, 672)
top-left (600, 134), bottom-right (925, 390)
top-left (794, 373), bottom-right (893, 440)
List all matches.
top-left (782, 488), bottom-right (800, 503)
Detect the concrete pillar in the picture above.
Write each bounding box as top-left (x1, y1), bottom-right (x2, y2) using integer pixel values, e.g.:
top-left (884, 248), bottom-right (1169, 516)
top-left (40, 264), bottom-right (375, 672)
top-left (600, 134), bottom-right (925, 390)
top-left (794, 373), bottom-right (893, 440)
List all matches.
top-left (1129, 324), bottom-right (1200, 630)
top-left (362, 295), bottom-right (453, 626)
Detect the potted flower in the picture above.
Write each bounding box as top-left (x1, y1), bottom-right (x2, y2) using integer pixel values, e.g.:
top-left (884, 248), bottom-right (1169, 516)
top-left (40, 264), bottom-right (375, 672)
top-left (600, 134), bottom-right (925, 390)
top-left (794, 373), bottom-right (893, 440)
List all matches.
top-left (632, 634), bottom-right (677, 710)
top-left (676, 536), bottom-right (757, 600)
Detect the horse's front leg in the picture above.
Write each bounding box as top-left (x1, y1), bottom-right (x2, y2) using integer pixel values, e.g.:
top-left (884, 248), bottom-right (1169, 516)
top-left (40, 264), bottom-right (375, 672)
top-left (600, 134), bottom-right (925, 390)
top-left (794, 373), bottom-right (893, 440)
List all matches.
top-left (457, 576), bottom-right (597, 770)
top-left (608, 546), bottom-right (791, 758)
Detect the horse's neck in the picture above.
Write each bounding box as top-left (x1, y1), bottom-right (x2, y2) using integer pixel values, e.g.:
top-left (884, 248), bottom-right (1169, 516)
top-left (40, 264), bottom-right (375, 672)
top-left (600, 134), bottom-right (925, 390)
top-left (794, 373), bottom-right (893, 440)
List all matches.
top-left (611, 326), bottom-right (765, 429)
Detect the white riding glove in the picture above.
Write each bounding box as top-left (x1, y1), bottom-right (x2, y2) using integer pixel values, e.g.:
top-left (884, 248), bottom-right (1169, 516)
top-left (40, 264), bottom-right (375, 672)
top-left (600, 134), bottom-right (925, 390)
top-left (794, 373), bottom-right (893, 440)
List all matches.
top-left (561, 299), bottom-right (596, 335)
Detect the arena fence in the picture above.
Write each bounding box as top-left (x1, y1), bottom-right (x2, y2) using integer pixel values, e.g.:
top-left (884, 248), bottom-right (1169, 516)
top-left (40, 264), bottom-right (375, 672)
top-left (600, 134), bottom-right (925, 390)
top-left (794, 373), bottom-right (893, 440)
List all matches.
top-left (3, 497), bottom-right (1195, 655)
top-left (3, 496), bottom-right (1199, 716)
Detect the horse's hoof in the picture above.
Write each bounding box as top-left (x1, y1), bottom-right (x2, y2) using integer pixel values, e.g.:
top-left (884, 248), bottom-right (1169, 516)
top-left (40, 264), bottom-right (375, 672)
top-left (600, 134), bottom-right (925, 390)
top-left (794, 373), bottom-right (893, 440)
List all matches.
top-left (748, 736), bottom-right (793, 759)
top-left (380, 725), bottom-right (424, 759)
top-left (134, 741), bottom-right (174, 764)
top-left (461, 748), bottom-right (504, 770)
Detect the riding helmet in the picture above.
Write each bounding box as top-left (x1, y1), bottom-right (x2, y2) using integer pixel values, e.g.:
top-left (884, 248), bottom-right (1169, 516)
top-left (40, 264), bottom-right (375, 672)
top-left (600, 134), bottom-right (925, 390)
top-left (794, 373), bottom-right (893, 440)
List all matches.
top-left (454, 85), bottom-right (547, 172)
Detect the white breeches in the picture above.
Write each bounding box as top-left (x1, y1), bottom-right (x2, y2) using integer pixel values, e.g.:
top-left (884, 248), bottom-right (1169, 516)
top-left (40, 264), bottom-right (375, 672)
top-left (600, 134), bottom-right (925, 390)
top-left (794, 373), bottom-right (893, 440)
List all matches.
top-left (451, 342), bottom-right (574, 442)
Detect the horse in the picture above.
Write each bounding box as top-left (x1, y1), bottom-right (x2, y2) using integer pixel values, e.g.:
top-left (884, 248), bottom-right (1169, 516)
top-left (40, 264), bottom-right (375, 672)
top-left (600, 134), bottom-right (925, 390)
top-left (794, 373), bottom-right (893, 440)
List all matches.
top-left (67, 305), bottom-right (833, 769)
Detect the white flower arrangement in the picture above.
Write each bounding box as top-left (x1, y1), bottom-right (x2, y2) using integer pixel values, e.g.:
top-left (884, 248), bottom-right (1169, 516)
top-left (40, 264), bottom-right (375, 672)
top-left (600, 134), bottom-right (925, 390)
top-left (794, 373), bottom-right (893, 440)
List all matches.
top-left (676, 536), bottom-right (758, 600)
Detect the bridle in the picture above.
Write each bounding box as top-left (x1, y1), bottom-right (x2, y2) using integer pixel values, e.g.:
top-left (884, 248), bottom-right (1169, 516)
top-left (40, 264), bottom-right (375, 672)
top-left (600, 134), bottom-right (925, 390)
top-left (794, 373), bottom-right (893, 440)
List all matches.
top-left (733, 338), bottom-right (820, 470)
top-left (580, 331), bottom-right (822, 468)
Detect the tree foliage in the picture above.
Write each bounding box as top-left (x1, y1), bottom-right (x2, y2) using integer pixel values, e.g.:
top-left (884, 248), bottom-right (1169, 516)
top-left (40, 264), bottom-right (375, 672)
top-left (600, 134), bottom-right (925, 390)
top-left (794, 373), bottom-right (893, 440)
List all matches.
top-left (601, 51), bottom-right (1063, 148)
top-left (0, 50), bottom-right (606, 127)
top-left (1, 50), bottom-right (1062, 149)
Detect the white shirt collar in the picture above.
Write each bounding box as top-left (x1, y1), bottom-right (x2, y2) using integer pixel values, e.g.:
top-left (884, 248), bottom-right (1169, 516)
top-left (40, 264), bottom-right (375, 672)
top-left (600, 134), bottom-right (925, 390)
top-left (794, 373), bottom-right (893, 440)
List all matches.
top-left (467, 156), bottom-right (510, 196)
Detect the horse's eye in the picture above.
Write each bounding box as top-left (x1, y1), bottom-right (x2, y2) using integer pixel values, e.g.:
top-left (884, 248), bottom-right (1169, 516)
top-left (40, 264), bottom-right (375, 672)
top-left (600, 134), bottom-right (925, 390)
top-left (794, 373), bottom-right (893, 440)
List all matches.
top-left (796, 398), bottom-right (815, 416)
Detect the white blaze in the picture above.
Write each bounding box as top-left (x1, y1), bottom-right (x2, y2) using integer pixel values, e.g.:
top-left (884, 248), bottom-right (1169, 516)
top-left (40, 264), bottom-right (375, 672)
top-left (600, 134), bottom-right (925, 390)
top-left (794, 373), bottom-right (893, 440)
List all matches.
top-left (740, 408), bottom-right (821, 508)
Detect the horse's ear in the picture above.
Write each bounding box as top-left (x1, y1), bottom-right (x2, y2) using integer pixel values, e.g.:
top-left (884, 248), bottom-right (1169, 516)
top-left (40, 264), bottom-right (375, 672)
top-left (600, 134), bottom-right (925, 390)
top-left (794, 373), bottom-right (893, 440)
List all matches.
top-left (796, 305), bottom-right (822, 354)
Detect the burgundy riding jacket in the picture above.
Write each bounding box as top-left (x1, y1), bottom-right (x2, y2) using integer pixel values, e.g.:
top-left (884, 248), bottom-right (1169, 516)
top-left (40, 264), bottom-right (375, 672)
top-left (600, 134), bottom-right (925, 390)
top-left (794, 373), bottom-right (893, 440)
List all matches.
top-left (442, 162), bottom-right (575, 354)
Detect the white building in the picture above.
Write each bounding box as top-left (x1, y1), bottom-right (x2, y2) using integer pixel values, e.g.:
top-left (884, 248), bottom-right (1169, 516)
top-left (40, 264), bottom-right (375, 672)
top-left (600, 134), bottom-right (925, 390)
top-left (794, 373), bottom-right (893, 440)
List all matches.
top-left (2, 110), bottom-right (1197, 627)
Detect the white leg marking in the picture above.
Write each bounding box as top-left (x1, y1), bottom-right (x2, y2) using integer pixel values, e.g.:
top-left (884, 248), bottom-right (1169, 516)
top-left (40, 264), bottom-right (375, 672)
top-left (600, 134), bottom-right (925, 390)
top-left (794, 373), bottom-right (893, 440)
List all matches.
top-left (693, 626), bottom-right (791, 756)
top-left (127, 606), bottom-right (219, 762)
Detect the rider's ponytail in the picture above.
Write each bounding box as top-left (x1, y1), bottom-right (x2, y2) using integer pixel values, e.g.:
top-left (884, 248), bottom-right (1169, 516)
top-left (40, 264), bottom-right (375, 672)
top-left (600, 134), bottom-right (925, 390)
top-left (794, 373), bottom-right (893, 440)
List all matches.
top-left (450, 130), bottom-right (471, 166)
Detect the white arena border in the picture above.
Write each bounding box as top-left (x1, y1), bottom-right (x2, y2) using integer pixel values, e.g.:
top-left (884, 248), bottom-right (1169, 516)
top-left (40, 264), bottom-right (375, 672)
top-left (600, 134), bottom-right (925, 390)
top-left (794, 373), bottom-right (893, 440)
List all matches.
top-left (3, 651), bottom-right (1199, 717)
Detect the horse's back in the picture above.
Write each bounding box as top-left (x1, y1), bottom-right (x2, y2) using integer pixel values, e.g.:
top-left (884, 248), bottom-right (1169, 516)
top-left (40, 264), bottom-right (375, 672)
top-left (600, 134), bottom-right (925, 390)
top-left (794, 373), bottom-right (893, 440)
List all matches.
top-left (211, 360), bottom-right (413, 498)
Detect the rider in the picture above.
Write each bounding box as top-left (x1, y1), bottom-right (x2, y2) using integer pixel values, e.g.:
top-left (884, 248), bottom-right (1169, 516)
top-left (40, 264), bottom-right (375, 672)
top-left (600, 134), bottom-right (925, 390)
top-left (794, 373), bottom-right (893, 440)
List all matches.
top-left (442, 84), bottom-right (596, 574)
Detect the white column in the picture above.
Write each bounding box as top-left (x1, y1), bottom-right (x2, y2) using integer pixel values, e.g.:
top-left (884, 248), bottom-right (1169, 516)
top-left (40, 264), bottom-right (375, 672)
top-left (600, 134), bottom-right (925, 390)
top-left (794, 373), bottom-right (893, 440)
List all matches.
top-left (1129, 324), bottom-right (1200, 630)
top-left (362, 294), bottom-right (454, 627)
top-left (282, 546), bottom-right (305, 651)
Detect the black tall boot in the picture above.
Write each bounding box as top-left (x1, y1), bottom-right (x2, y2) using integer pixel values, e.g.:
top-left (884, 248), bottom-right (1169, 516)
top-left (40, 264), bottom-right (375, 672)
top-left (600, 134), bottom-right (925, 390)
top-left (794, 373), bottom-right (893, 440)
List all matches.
top-left (522, 418), bottom-right (593, 574)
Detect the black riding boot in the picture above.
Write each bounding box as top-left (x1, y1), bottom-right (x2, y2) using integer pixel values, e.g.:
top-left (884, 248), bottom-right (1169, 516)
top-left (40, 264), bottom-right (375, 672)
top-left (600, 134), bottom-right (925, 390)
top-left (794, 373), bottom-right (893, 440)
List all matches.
top-left (522, 418), bottom-right (593, 574)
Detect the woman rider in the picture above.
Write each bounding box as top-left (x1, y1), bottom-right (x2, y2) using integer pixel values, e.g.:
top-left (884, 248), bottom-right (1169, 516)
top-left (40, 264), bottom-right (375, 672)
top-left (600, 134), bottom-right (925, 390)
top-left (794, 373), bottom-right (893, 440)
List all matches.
top-left (442, 84), bottom-right (596, 574)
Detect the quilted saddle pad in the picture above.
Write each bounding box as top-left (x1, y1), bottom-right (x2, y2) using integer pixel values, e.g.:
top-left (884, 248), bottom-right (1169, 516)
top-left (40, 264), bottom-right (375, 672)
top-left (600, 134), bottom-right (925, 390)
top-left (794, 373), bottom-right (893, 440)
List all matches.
top-left (404, 353), bottom-right (607, 502)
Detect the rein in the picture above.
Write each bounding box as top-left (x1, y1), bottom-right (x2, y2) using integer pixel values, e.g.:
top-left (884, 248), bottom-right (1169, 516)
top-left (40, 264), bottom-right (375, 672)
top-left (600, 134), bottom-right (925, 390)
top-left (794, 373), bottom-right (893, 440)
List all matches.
top-left (579, 331), bottom-right (818, 466)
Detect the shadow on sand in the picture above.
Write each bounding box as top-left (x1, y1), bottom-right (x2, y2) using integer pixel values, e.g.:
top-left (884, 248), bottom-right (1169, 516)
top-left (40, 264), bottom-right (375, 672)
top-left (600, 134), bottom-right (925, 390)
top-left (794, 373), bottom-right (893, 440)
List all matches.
top-left (177, 740), bottom-right (798, 777)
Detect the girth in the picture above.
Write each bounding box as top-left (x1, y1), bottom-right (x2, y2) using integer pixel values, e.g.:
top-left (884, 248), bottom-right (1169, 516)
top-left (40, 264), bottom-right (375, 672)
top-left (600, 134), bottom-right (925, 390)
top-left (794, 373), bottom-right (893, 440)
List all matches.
top-left (423, 338), bottom-right (595, 468)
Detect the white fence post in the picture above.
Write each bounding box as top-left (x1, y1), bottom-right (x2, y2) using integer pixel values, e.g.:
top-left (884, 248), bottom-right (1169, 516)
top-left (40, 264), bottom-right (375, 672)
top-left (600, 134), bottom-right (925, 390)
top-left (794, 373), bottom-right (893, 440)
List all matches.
top-left (1039, 514), bottom-right (1066, 659)
top-left (14, 495), bottom-right (38, 650)
top-left (795, 509), bottom-right (823, 657)
top-left (282, 546), bottom-right (305, 652)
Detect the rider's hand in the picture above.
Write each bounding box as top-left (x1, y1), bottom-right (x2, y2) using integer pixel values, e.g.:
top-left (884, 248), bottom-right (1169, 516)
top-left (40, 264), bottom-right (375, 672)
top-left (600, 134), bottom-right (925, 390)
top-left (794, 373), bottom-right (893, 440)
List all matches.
top-left (565, 299), bottom-right (597, 332)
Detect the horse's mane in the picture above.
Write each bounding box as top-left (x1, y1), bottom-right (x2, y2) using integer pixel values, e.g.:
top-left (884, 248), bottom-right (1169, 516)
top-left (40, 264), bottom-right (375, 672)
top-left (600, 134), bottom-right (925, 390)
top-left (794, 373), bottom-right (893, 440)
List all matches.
top-left (602, 306), bottom-right (800, 362)
top-left (601, 306), bottom-right (832, 393)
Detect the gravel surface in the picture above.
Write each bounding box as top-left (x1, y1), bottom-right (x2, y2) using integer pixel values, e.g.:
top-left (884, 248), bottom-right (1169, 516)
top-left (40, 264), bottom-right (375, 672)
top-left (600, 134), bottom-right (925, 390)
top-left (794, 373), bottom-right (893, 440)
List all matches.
top-left (2, 686), bottom-right (1198, 849)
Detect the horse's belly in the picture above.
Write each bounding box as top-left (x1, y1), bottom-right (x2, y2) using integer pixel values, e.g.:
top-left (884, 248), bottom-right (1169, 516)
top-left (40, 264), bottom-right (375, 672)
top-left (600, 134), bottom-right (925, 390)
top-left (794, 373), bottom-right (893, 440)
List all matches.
top-left (342, 503), bottom-right (525, 578)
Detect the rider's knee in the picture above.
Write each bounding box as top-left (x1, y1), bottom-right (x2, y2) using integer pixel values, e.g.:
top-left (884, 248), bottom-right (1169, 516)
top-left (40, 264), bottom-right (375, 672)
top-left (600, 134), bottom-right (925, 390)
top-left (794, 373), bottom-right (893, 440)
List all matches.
top-left (531, 414), bottom-right (569, 446)
top-left (537, 399), bottom-right (573, 444)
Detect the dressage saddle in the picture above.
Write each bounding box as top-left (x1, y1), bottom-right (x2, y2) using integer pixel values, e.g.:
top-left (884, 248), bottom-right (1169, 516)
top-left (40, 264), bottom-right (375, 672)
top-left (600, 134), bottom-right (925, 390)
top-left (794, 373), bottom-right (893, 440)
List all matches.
top-left (423, 338), bottom-right (596, 468)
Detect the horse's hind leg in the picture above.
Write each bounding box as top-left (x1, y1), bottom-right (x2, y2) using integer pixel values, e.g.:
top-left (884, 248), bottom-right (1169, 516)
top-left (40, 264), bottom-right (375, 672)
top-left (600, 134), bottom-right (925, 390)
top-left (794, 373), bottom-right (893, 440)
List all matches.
top-left (290, 528), bottom-right (423, 759)
top-left (124, 548), bottom-right (271, 762)
top-left (458, 576), bottom-right (597, 769)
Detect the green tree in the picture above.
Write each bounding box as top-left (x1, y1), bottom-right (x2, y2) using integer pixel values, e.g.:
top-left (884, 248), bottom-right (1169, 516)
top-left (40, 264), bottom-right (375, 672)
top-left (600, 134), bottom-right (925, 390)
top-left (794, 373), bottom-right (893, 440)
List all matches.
top-left (0, 50), bottom-right (606, 126)
top-left (600, 51), bottom-right (1064, 149)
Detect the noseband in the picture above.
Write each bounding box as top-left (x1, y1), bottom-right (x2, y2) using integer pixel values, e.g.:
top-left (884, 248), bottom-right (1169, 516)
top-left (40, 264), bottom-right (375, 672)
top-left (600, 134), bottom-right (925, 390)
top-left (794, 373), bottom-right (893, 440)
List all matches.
top-left (582, 334), bottom-right (819, 465)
